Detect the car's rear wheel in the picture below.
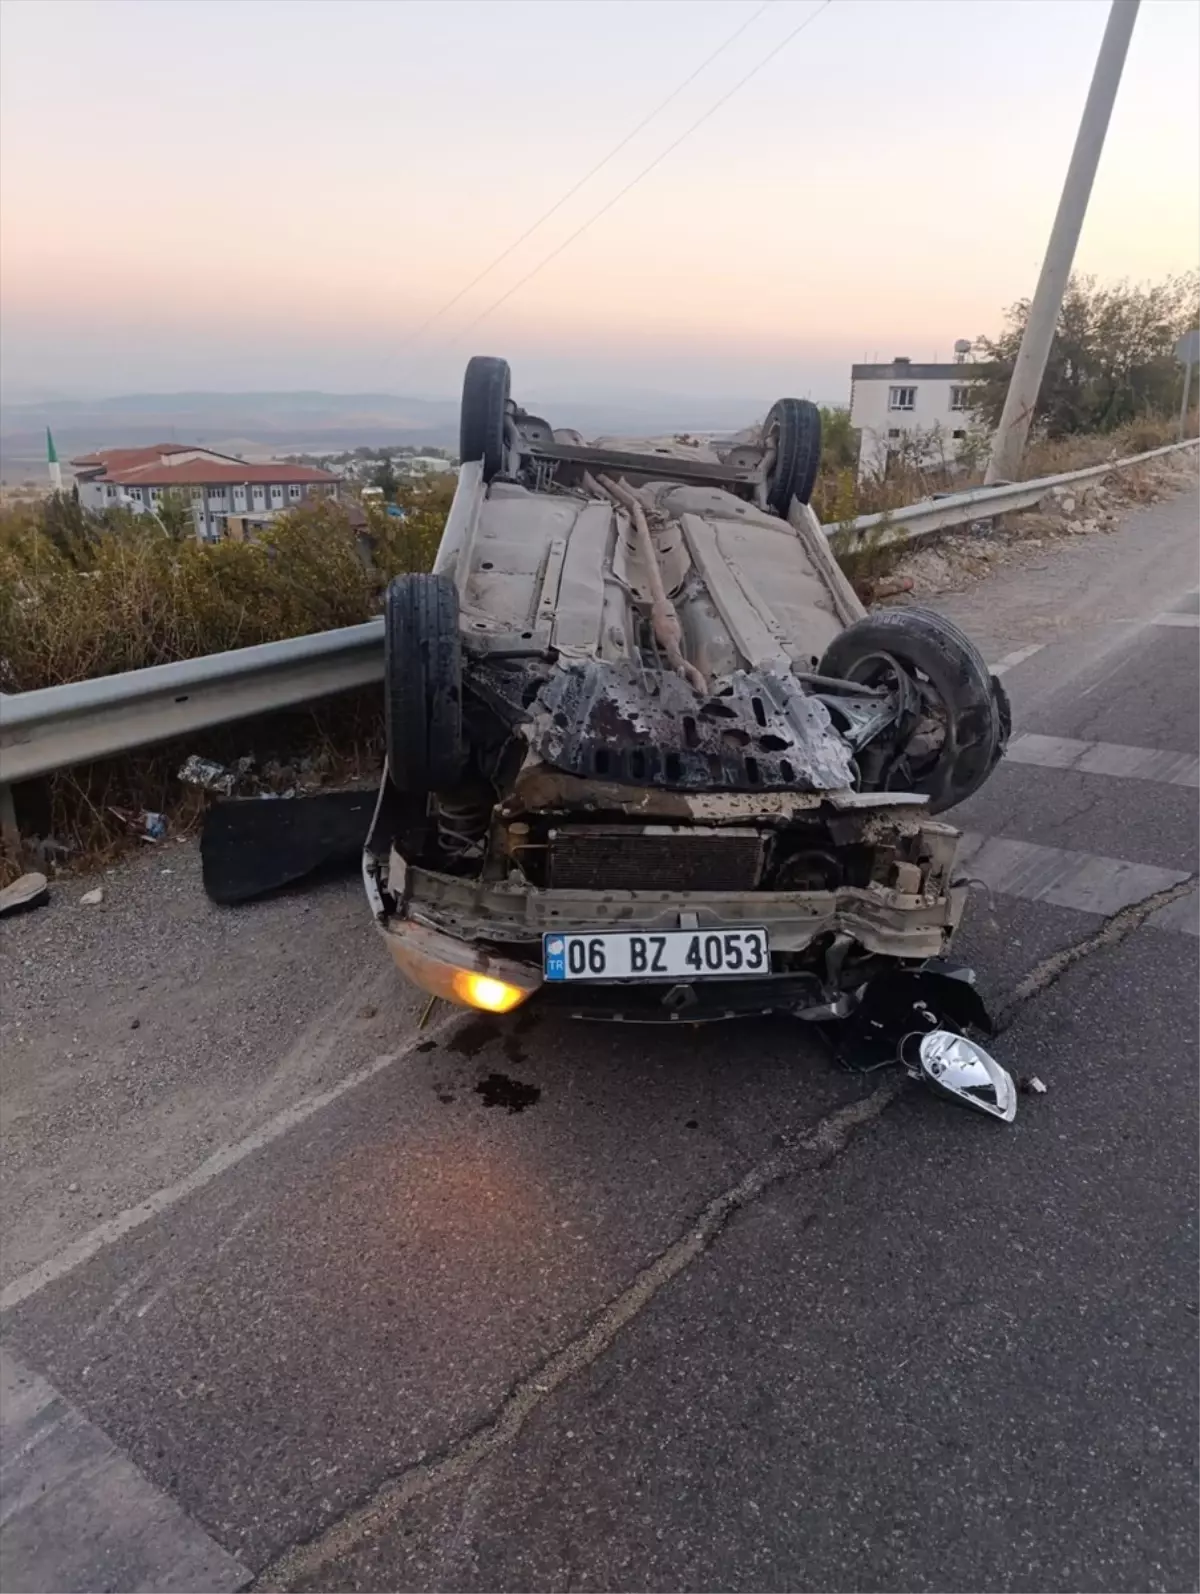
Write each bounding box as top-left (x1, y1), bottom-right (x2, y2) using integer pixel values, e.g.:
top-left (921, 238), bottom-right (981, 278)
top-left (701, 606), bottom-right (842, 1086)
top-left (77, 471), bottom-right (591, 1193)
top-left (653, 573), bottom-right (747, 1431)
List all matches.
top-left (459, 355), bottom-right (510, 482)
top-left (764, 397), bottom-right (822, 514)
top-left (384, 573), bottom-right (466, 793)
top-left (818, 606), bottom-right (1007, 811)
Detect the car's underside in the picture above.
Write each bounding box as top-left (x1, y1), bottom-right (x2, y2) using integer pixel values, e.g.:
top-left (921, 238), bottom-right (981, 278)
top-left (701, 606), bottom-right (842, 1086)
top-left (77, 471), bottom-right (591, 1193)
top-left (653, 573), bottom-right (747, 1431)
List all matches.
top-left (363, 361), bottom-right (1010, 1031)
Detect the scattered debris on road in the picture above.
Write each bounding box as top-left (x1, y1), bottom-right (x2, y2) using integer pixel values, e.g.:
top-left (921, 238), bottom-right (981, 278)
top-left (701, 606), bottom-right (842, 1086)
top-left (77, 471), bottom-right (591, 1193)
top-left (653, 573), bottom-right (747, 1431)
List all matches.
top-left (79, 887), bottom-right (105, 907)
top-left (823, 961), bottom-right (1018, 1122)
top-left (0, 872), bottom-right (49, 916)
top-left (1020, 1075), bottom-right (1049, 1095)
top-left (176, 755), bottom-right (251, 797)
top-left (200, 791), bottom-right (375, 904)
top-left (108, 806), bottom-right (169, 842)
top-left (177, 755), bottom-right (241, 796)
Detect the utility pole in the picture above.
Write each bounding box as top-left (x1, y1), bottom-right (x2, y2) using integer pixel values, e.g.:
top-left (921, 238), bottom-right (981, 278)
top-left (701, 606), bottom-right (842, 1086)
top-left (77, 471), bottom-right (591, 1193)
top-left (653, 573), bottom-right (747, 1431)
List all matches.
top-left (985, 0), bottom-right (1140, 483)
top-left (1177, 330), bottom-right (1199, 440)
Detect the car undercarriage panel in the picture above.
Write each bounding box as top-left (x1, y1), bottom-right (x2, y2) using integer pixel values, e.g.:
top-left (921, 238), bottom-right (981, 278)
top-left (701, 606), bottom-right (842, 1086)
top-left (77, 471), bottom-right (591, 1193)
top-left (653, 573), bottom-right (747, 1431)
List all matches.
top-left (525, 658), bottom-right (858, 794)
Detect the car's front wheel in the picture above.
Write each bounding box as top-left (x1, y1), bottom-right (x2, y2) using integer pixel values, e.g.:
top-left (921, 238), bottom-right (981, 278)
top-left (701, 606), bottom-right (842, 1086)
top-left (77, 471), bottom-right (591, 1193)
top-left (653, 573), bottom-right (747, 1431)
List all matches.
top-left (818, 606), bottom-right (1008, 812)
top-left (384, 573), bottom-right (466, 793)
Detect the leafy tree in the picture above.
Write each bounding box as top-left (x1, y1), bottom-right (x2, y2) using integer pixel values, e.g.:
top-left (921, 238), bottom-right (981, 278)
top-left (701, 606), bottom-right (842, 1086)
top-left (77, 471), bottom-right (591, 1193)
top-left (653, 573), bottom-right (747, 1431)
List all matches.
top-left (40, 491), bottom-right (97, 565)
top-left (818, 406), bottom-right (859, 470)
top-left (372, 455), bottom-right (399, 499)
top-left (155, 488), bottom-right (196, 539)
top-left (972, 272), bottom-right (1199, 437)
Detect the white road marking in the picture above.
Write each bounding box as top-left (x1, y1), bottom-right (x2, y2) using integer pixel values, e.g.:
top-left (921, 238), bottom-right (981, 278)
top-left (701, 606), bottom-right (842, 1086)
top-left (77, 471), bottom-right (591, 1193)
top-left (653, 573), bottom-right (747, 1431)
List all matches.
top-left (1152, 611), bottom-right (1200, 628)
top-left (0, 1348), bottom-right (250, 1592)
top-left (989, 643), bottom-right (1045, 675)
top-left (1147, 887), bottom-right (1200, 936)
top-left (958, 832), bottom-right (1196, 929)
top-left (1006, 733), bottom-right (1200, 788)
top-left (0, 1016), bottom-right (460, 1316)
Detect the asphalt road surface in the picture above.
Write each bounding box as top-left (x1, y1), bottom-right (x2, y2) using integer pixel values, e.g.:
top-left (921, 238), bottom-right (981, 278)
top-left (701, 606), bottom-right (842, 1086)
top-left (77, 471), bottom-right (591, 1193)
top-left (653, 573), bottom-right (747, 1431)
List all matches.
top-left (2, 485), bottom-right (1197, 1594)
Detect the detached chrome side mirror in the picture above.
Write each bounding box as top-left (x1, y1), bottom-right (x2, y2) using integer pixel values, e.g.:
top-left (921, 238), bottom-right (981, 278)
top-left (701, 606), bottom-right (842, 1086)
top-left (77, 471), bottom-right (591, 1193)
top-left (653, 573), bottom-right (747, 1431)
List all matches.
top-left (906, 1030), bottom-right (1017, 1123)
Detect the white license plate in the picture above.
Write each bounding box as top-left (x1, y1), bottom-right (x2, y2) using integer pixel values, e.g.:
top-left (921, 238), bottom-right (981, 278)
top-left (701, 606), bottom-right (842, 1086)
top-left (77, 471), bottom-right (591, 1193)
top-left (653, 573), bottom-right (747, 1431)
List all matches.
top-left (543, 928), bottom-right (769, 982)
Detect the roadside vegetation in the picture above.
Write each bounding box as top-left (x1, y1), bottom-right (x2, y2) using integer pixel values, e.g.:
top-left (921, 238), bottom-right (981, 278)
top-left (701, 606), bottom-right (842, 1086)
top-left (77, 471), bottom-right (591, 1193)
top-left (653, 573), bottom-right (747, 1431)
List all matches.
top-left (972, 272), bottom-right (1198, 437)
top-left (0, 479), bottom-right (454, 880)
top-left (0, 478), bottom-right (453, 694)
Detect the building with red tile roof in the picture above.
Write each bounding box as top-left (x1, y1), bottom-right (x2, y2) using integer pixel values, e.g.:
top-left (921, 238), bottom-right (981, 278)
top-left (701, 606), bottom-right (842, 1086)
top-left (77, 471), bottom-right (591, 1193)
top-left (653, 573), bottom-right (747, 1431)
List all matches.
top-left (71, 444), bottom-right (340, 539)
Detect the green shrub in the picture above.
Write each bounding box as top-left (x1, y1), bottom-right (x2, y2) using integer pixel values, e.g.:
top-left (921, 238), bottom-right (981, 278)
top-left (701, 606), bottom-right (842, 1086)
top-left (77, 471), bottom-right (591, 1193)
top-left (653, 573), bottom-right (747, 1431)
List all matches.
top-left (0, 481), bottom-right (458, 694)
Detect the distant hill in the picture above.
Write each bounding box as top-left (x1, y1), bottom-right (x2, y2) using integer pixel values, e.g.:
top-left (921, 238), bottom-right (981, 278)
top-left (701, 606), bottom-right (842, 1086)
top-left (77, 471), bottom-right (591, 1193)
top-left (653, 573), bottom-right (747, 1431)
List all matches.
top-left (0, 392), bottom-right (459, 477)
top-left (0, 388), bottom-right (777, 479)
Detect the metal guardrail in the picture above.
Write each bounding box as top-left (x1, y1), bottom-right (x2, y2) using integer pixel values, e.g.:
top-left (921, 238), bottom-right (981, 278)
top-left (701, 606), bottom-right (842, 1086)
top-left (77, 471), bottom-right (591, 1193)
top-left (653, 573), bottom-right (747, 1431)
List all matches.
top-left (836, 438), bottom-right (1198, 547)
top-left (0, 622), bottom-right (384, 785)
top-left (1, 438), bottom-right (1195, 788)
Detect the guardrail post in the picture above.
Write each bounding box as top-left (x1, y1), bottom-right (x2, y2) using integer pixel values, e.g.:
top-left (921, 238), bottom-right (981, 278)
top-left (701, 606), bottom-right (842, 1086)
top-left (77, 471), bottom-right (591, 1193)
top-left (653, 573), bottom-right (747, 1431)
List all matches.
top-left (0, 783), bottom-right (18, 850)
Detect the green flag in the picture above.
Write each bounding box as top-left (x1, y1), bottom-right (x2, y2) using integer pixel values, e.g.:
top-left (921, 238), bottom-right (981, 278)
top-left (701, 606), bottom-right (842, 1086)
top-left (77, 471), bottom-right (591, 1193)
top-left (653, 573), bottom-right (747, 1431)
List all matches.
top-left (46, 427), bottom-right (58, 464)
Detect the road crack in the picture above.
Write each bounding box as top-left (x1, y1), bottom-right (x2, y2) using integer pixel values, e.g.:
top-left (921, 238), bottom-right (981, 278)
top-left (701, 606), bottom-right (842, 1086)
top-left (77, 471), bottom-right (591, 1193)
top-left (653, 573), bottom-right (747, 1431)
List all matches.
top-left (253, 1081), bottom-right (902, 1590)
top-left (993, 873), bottom-right (1197, 1029)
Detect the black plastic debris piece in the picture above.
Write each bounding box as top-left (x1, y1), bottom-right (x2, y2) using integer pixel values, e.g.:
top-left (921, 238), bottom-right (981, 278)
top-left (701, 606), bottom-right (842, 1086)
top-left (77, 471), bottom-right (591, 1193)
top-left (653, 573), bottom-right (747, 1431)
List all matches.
top-left (200, 791), bottom-right (374, 904)
top-left (824, 960), bottom-right (995, 1073)
top-left (0, 872), bottom-right (49, 917)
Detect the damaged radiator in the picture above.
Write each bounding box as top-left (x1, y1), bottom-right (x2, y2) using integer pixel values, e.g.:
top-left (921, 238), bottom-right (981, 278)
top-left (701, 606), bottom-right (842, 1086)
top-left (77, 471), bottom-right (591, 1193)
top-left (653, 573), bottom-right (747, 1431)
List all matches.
top-left (545, 825), bottom-right (766, 892)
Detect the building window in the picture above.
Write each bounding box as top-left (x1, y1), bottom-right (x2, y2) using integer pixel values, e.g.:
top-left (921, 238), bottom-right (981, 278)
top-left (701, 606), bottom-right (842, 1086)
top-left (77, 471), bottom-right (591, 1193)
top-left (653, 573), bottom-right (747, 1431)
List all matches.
top-left (191, 488), bottom-right (203, 501)
top-left (952, 428), bottom-right (967, 440)
top-left (207, 488), bottom-right (226, 503)
top-left (211, 515), bottom-right (227, 536)
top-left (949, 385), bottom-right (971, 412)
top-left (127, 487), bottom-right (143, 502)
top-left (888, 386), bottom-right (916, 411)
top-left (105, 485), bottom-right (116, 499)
top-left (270, 485), bottom-right (284, 506)
top-left (887, 428), bottom-right (901, 439)
top-left (150, 488), bottom-right (161, 501)
top-left (288, 484), bottom-right (303, 501)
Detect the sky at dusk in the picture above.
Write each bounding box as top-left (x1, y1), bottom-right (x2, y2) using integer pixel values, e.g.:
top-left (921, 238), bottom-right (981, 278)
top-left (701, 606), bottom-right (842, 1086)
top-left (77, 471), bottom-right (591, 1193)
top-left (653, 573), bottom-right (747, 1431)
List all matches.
top-left (1, 0), bottom-right (1197, 406)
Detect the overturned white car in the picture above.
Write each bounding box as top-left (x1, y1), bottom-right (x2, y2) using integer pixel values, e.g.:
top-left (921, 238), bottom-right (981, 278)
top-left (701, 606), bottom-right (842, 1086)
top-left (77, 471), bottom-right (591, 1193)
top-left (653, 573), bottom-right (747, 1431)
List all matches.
top-left (363, 357), bottom-right (1010, 1097)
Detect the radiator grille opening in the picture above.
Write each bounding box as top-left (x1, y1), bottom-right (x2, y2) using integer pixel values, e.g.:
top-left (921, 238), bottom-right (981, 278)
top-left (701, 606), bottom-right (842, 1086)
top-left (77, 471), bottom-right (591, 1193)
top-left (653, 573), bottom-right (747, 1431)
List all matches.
top-left (546, 825), bottom-right (765, 892)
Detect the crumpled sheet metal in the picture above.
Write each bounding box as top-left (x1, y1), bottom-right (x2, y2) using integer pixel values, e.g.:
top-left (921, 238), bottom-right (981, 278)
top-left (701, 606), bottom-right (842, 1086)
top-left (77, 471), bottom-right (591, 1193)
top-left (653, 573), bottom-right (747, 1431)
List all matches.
top-left (529, 659), bottom-right (857, 794)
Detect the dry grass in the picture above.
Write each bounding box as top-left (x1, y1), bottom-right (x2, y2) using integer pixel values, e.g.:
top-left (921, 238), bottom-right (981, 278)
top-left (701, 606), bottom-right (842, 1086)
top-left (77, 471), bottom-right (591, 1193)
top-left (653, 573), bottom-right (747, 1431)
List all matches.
top-left (0, 481), bottom-right (453, 884)
top-left (0, 481), bottom-right (453, 694)
top-left (818, 414), bottom-right (1196, 598)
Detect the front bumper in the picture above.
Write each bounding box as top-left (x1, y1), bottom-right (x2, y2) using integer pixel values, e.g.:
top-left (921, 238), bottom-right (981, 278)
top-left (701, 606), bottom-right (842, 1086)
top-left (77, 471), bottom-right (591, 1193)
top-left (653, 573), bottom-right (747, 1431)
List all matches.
top-left (363, 842), bottom-right (967, 1017)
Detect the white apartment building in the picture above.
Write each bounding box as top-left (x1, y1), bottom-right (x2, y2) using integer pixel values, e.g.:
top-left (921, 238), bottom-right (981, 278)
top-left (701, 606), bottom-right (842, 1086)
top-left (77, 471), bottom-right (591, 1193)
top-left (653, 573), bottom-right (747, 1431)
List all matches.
top-left (848, 353), bottom-right (983, 479)
top-left (71, 444), bottom-right (339, 539)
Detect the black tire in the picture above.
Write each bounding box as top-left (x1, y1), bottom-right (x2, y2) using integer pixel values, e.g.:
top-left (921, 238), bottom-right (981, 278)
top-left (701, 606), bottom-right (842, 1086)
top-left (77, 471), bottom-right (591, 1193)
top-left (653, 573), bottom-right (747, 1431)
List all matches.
top-left (384, 573), bottom-right (466, 793)
top-left (459, 355), bottom-right (510, 482)
top-left (818, 606), bottom-right (1005, 812)
top-left (764, 397), bottom-right (822, 515)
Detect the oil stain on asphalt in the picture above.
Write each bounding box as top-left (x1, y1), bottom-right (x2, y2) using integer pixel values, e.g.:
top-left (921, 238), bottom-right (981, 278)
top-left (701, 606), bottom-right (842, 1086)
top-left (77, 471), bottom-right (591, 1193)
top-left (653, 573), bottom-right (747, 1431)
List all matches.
top-left (474, 1072), bottom-right (541, 1113)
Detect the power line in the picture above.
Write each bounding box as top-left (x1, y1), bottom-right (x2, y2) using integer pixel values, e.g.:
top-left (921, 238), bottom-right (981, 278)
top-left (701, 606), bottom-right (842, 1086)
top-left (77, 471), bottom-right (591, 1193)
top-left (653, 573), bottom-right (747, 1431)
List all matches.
top-left (407, 0), bottom-right (775, 344)
top-left (447, 0), bottom-right (835, 346)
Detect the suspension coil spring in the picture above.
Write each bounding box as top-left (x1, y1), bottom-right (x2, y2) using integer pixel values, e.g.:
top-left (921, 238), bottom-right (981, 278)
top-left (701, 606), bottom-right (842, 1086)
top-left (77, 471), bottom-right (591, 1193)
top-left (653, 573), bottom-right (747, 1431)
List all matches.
top-left (434, 790), bottom-right (492, 858)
